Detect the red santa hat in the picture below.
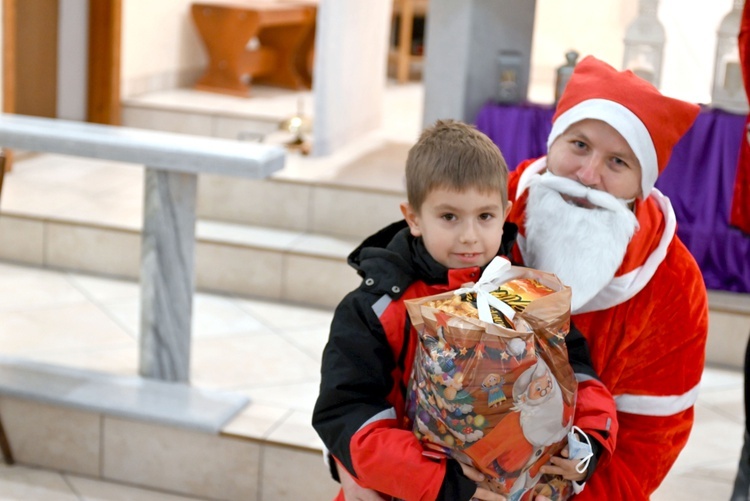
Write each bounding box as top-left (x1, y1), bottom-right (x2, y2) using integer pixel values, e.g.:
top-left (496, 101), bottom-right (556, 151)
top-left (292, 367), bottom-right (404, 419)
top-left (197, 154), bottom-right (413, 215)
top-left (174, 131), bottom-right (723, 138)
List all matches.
top-left (547, 56), bottom-right (701, 198)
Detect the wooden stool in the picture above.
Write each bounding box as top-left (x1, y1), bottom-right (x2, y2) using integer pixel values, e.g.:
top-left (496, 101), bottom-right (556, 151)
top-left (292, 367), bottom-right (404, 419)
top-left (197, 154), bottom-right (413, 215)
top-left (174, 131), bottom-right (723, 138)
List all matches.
top-left (191, 2), bottom-right (316, 96)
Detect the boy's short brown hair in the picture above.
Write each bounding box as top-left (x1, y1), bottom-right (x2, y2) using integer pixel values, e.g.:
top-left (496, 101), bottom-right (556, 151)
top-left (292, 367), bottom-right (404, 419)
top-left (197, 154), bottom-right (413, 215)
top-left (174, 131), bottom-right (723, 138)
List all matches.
top-left (405, 119), bottom-right (509, 211)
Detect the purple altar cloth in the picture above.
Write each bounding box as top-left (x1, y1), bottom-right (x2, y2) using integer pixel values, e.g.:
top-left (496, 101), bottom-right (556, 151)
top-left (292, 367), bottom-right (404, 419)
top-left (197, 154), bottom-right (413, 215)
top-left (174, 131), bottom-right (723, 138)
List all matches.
top-left (475, 102), bottom-right (750, 293)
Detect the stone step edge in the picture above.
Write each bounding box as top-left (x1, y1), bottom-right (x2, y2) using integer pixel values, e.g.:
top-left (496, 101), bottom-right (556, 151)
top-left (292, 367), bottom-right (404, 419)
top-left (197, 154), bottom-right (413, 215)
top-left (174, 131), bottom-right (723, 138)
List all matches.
top-left (0, 210), bottom-right (361, 263)
top-left (0, 355), bottom-right (248, 434)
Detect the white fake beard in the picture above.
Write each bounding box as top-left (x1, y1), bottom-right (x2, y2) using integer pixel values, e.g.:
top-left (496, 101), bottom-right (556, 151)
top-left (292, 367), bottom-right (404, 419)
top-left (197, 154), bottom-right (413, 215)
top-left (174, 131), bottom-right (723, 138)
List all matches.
top-left (522, 173), bottom-right (639, 312)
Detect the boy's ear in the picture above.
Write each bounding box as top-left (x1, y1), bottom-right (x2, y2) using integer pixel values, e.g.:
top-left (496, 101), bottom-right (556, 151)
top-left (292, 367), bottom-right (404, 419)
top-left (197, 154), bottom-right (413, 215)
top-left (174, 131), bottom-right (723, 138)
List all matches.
top-left (400, 202), bottom-right (422, 237)
top-left (504, 201), bottom-right (513, 221)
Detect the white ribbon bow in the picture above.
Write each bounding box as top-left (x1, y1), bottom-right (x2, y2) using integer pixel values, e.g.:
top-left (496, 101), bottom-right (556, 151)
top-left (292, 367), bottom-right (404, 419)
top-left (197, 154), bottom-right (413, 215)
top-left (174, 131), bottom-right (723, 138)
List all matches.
top-left (453, 256), bottom-right (517, 324)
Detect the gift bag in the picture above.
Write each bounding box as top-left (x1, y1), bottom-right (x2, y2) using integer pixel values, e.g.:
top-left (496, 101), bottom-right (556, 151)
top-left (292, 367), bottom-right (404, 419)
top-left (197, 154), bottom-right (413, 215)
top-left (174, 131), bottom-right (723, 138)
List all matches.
top-left (405, 258), bottom-right (577, 501)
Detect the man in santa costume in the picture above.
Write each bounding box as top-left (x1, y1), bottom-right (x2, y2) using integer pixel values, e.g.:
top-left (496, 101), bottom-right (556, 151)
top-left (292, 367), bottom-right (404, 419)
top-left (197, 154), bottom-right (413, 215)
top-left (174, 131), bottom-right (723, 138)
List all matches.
top-left (507, 55), bottom-right (708, 500)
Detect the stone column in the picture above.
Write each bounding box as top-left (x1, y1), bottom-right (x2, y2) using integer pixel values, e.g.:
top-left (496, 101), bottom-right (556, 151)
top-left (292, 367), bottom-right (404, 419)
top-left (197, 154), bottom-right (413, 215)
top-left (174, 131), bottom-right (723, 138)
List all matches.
top-left (311, 0), bottom-right (391, 155)
top-left (139, 168), bottom-right (198, 382)
top-left (422, 0), bottom-right (537, 127)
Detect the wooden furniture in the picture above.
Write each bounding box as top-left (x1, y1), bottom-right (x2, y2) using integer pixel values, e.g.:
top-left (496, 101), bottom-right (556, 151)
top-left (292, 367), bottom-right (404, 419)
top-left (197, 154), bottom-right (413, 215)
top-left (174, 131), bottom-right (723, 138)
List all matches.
top-left (191, 2), bottom-right (316, 97)
top-left (390, 0), bottom-right (428, 83)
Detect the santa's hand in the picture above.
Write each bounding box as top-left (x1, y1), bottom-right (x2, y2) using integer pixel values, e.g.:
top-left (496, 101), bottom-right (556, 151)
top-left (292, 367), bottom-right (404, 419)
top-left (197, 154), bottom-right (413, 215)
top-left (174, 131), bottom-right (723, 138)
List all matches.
top-left (538, 446), bottom-right (587, 482)
top-left (458, 463), bottom-right (506, 501)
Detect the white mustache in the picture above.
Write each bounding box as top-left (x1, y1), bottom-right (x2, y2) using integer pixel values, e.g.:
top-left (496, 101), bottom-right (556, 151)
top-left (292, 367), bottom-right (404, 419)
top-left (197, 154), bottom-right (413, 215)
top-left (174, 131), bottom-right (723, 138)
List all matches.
top-left (531, 172), bottom-right (634, 213)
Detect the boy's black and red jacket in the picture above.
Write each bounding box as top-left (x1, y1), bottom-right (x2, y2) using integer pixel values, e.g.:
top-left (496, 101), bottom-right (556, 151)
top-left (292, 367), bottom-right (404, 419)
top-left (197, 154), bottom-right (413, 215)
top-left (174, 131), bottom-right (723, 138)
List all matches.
top-left (312, 220), bottom-right (618, 501)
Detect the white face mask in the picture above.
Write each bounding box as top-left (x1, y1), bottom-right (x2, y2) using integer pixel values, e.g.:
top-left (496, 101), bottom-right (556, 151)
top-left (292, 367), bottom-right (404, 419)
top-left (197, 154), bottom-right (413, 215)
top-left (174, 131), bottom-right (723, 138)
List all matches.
top-left (522, 172), bottom-right (639, 312)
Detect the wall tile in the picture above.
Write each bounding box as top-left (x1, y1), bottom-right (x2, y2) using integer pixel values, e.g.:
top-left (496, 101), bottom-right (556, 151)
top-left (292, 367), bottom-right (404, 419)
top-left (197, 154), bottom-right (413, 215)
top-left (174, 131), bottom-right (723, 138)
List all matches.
top-left (0, 216), bottom-right (45, 265)
top-left (0, 398), bottom-right (100, 477)
top-left (103, 417), bottom-right (261, 501)
top-left (261, 444), bottom-right (340, 501)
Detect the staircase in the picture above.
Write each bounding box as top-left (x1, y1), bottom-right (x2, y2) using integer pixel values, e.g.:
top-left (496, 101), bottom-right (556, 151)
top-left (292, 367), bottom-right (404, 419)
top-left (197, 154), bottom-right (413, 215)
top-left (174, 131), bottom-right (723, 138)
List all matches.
top-left (0, 87), bottom-right (417, 309)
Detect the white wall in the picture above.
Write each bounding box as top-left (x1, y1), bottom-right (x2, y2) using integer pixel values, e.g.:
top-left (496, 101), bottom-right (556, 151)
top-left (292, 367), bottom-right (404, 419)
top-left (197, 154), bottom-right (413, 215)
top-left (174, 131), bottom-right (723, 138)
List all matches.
top-left (121, 0), bottom-right (210, 97)
top-left (529, 0), bottom-right (735, 104)
top-left (312, 0), bottom-right (391, 155)
top-left (57, 0), bottom-right (89, 120)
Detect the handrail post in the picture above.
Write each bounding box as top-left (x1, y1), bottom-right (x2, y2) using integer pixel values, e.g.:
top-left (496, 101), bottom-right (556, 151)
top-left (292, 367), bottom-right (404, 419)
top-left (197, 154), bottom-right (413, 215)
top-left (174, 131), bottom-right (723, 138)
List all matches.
top-left (139, 168), bottom-right (198, 382)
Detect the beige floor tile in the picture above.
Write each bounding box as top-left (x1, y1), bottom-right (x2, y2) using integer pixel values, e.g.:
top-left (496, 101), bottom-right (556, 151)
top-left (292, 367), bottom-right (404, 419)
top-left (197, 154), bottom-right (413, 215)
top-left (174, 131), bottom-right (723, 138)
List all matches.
top-left (0, 265), bottom-right (89, 311)
top-left (30, 345), bottom-right (140, 376)
top-left (0, 465), bottom-right (79, 500)
top-left (96, 292), bottom-right (272, 341)
top-left (277, 323), bottom-right (331, 361)
top-left (67, 474), bottom-right (205, 500)
top-left (197, 219), bottom-right (302, 250)
top-left (233, 297), bottom-right (334, 330)
top-left (190, 332), bottom-right (319, 389)
top-left (0, 302), bottom-right (134, 356)
top-left (653, 469), bottom-right (734, 501)
top-left (237, 380), bottom-right (321, 414)
top-left (266, 409), bottom-right (322, 449)
top-left (66, 272), bottom-right (141, 303)
top-left (221, 402), bottom-right (290, 440)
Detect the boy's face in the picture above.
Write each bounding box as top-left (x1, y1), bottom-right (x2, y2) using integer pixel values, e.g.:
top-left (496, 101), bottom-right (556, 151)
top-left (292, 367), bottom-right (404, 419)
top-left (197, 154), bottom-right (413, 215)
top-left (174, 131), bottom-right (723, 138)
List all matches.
top-left (401, 187), bottom-right (510, 269)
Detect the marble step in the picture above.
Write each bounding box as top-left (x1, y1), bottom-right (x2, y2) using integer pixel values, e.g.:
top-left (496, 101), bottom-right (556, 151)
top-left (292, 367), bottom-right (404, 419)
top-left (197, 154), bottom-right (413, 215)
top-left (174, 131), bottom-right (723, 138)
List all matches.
top-left (1, 199), bottom-right (747, 368)
top-left (0, 210), bottom-right (364, 309)
top-left (197, 173), bottom-right (406, 239)
top-left (0, 360), bottom-right (338, 500)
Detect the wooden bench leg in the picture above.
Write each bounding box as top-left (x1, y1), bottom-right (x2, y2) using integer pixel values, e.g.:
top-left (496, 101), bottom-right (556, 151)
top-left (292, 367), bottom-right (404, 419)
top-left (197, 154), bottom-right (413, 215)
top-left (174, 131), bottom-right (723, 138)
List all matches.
top-left (0, 415), bottom-right (14, 465)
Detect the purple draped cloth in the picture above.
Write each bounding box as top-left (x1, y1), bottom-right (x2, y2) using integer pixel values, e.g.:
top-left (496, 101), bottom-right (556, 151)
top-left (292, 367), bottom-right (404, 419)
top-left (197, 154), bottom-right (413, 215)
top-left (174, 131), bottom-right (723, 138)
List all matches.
top-left (475, 102), bottom-right (750, 293)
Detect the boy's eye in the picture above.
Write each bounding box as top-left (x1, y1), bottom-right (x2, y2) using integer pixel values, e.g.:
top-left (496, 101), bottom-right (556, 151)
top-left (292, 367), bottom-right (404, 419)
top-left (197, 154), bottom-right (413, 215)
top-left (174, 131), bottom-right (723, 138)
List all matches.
top-left (479, 213), bottom-right (494, 221)
top-left (441, 213), bottom-right (456, 221)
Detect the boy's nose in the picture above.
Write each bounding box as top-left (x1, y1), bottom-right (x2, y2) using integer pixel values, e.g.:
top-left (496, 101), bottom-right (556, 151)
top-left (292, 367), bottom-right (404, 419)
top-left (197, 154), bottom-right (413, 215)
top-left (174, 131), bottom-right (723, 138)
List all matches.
top-left (460, 223), bottom-right (478, 244)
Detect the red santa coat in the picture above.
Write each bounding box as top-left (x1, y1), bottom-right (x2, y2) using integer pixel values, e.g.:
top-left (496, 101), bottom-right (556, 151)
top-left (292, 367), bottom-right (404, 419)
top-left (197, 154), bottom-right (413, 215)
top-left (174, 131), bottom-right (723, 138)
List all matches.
top-left (507, 159), bottom-right (709, 500)
top-left (730, 0), bottom-right (750, 233)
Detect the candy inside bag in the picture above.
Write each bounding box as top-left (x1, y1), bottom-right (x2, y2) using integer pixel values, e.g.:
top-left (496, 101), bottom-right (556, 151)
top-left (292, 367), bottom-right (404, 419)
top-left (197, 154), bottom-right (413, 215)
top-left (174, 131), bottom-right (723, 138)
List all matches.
top-left (423, 278), bottom-right (555, 328)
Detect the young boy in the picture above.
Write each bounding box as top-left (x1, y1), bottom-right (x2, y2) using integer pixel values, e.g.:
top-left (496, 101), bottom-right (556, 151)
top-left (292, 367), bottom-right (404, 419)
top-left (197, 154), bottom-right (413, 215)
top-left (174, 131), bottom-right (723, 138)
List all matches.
top-left (312, 120), bottom-right (617, 501)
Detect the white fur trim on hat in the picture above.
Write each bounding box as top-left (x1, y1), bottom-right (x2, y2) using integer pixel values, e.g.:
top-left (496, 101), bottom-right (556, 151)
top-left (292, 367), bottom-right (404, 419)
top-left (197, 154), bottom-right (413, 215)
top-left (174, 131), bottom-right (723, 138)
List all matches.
top-left (547, 98), bottom-right (658, 199)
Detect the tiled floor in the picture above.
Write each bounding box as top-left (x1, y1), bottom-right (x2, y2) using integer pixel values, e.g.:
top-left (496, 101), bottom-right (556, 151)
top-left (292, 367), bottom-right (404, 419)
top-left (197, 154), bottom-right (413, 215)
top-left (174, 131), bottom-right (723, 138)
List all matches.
top-left (0, 82), bottom-right (746, 499)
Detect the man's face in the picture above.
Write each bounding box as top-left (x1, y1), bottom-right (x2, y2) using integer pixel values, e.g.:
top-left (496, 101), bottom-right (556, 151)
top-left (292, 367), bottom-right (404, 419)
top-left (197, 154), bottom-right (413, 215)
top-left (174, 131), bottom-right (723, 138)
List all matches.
top-left (547, 118), bottom-right (643, 202)
top-left (401, 186), bottom-right (509, 269)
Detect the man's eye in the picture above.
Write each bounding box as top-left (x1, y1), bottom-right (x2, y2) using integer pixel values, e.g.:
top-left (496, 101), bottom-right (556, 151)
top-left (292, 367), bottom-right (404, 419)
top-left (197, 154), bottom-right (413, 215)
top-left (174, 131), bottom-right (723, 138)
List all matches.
top-left (610, 157), bottom-right (628, 169)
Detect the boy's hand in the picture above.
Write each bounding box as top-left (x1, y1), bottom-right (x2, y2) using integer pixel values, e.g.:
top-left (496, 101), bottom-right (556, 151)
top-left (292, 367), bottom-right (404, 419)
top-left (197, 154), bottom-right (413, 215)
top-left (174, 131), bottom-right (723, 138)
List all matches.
top-left (336, 462), bottom-right (389, 500)
top-left (458, 463), bottom-right (506, 501)
top-left (538, 446), bottom-right (587, 482)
